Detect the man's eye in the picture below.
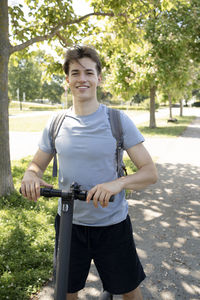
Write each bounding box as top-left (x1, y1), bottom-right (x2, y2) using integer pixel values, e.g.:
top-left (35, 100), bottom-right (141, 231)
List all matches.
top-left (72, 72), bottom-right (78, 76)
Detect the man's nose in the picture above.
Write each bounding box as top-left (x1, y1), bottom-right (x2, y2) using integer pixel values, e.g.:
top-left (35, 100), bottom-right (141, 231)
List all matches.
top-left (79, 72), bottom-right (87, 81)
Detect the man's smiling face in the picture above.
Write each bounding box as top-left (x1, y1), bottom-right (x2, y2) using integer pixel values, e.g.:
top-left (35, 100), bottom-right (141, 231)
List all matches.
top-left (66, 57), bottom-right (101, 103)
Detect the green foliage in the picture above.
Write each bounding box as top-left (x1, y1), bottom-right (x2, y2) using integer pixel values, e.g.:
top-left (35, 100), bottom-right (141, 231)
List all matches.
top-left (7, 0), bottom-right (200, 107)
top-left (192, 89), bottom-right (200, 99)
top-left (123, 157), bottom-right (137, 174)
top-left (142, 98), bottom-right (160, 111)
top-left (41, 76), bottom-right (65, 104)
top-left (192, 101), bottom-right (200, 107)
top-left (8, 51), bottom-right (65, 103)
top-left (89, 0), bottom-right (200, 110)
top-left (8, 53), bottom-right (43, 101)
top-left (0, 158), bottom-right (58, 300)
top-left (9, 0), bottom-right (75, 43)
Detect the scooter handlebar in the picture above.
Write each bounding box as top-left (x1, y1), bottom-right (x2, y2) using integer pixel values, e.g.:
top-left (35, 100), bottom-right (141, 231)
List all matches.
top-left (19, 184), bottom-right (114, 202)
top-left (40, 187), bottom-right (114, 202)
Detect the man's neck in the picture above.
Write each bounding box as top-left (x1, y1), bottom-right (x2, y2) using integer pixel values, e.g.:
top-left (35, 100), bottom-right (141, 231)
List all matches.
top-left (72, 99), bottom-right (100, 116)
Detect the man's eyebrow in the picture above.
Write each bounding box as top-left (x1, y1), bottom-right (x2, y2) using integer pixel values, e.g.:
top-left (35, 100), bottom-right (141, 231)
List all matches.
top-left (70, 68), bottom-right (95, 73)
top-left (70, 69), bottom-right (79, 73)
top-left (85, 69), bottom-right (95, 72)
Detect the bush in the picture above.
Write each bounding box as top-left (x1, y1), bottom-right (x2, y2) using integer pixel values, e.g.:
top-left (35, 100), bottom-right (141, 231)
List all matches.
top-left (142, 98), bottom-right (160, 110)
top-left (192, 101), bottom-right (200, 107)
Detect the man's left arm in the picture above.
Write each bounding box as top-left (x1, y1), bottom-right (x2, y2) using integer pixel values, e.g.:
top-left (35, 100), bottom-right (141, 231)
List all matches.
top-left (118, 142), bottom-right (158, 191)
top-left (87, 143), bottom-right (158, 207)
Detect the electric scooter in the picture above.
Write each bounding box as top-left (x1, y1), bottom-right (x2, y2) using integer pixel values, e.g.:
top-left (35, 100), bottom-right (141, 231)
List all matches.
top-left (22, 183), bottom-right (114, 300)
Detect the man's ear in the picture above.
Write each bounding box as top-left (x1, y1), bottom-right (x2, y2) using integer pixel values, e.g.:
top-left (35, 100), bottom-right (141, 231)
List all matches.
top-left (97, 74), bottom-right (102, 86)
top-left (66, 75), bottom-right (69, 83)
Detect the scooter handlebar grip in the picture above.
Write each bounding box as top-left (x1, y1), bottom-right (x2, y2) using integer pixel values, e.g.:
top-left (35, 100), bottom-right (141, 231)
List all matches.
top-left (20, 187), bottom-right (114, 202)
top-left (78, 193), bottom-right (114, 202)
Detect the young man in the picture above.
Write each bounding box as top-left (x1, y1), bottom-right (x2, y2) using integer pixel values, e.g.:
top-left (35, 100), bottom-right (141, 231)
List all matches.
top-left (21, 45), bottom-right (158, 300)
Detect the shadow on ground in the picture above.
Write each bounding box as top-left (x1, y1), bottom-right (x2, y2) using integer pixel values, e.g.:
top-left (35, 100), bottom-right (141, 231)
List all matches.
top-left (78, 162), bottom-right (200, 300)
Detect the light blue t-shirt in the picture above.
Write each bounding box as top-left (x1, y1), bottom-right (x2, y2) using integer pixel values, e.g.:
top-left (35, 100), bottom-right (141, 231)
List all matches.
top-left (39, 104), bottom-right (144, 226)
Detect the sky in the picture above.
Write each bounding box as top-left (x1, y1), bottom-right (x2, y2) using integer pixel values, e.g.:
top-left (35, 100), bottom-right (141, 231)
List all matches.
top-left (72, 0), bottom-right (93, 15)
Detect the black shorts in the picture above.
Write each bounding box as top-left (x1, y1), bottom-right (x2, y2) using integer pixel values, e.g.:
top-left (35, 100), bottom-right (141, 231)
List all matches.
top-left (54, 214), bottom-right (146, 295)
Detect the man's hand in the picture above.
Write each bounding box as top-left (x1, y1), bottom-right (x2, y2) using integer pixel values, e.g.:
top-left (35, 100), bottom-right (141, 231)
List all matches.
top-left (86, 180), bottom-right (124, 208)
top-left (21, 170), bottom-right (52, 202)
top-left (20, 149), bottom-right (53, 202)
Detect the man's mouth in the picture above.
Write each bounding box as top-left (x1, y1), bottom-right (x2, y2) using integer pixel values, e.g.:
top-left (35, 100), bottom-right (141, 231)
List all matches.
top-left (76, 86), bottom-right (89, 89)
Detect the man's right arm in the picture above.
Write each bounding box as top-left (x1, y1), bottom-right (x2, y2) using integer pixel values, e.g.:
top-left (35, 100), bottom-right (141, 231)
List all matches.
top-left (21, 149), bottom-right (54, 202)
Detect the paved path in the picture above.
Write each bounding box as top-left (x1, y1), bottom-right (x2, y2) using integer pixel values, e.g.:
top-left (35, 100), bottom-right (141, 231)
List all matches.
top-left (10, 108), bottom-right (200, 299)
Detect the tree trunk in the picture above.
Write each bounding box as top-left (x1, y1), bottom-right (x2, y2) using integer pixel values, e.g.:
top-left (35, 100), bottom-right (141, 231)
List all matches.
top-left (149, 86), bottom-right (156, 128)
top-left (0, 0), bottom-right (14, 196)
top-left (168, 93), bottom-right (173, 119)
top-left (179, 99), bottom-right (183, 117)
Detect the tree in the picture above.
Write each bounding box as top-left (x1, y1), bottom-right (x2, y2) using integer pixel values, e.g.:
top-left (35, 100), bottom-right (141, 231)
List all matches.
top-left (8, 53), bottom-right (42, 101)
top-left (93, 0), bottom-right (200, 127)
top-left (0, 0), bottom-right (116, 196)
top-left (0, 0), bottom-right (13, 195)
top-left (8, 52), bottom-right (65, 103)
top-left (150, 0), bottom-right (200, 118)
top-left (41, 75), bottom-right (65, 104)
top-left (1, 0), bottom-right (154, 196)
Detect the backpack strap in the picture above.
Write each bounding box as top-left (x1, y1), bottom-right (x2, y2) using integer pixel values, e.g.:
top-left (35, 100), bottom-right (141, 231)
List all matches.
top-left (49, 112), bottom-right (66, 177)
top-left (108, 107), bottom-right (127, 177)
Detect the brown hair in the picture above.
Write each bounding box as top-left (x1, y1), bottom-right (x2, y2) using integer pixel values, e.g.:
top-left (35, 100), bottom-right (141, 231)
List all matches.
top-left (63, 45), bottom-right (102, 75)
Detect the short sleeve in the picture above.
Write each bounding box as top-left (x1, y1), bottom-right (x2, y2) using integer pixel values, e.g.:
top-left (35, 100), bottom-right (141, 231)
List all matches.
top-left (119, 111), bottom-right (144, 150)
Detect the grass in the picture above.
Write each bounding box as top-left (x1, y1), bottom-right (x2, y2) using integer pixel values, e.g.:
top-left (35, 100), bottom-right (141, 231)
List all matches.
top-left (9, 115), bottom-right (52, 132)
top-left (138, 115), bottom-right (195, 138)
top-left (9, 101), bottom-right (62, 112)
top-left (0, 158), bottom-right (58, 300)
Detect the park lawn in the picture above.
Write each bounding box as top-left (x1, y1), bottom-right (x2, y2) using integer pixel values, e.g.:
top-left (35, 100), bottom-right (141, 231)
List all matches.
top-left (9, 115), bottom-right (51, 132)
top-left (138, 115), bottom-right (195, 138)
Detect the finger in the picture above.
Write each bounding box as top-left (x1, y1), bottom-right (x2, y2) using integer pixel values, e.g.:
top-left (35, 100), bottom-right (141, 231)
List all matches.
top-left (40, 179), bottom-right (53, 188)
top-left (35, 182), bottom-right (41, 200)
top-left (99, 192), bottom-right (107, 207)
top-left (30, 183), bottom-right (38, 202)
top-left (24, 184), bottom-right (31, 200)
top-left (20, 183), bottom-right (26, 197)
top-left (103, 199), bottom-right (109, 208)
top-left (104, 193), bottom-right (113, 207)
top-left (92, 189), bottom-right (102, 208)
top-left (25, 183), bottom-right (38, 202)
top-left (86, 186), bottom-right (96, 203)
